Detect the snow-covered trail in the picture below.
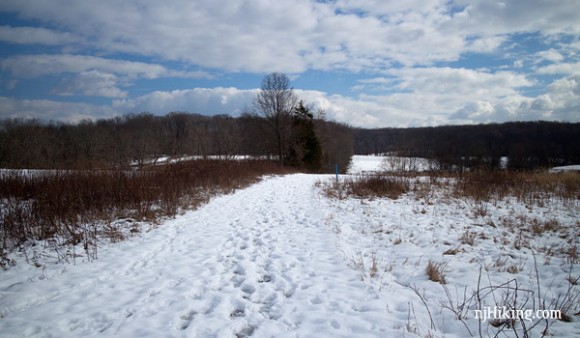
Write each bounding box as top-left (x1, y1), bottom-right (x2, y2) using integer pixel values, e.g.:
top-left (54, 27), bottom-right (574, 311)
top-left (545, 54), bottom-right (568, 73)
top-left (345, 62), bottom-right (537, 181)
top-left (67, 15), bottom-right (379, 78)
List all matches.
top-left (1, 174), bottom-right (393, 337)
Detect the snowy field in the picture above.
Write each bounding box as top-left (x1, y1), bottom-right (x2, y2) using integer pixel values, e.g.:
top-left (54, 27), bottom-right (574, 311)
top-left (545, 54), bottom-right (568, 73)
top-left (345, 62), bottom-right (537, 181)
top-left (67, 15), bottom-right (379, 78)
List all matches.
top-left (347, 155), bottom-right (433, 174)
top-left (550, 165), bottom-right (580, 173)
top-left (1, 157), bottom-right (579, 337)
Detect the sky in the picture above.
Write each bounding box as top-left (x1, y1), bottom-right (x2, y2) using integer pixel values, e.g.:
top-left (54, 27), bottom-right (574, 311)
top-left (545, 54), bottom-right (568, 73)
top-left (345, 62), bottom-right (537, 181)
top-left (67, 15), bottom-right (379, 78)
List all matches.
top-left (0, 0), bottom-right (579, 128)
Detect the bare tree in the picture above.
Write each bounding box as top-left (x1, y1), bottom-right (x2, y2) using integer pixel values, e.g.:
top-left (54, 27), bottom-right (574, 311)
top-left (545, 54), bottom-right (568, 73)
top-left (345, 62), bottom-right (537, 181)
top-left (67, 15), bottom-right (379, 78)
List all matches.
top-left (211, 115), bottom-right (241, 159)
top-left (253, 73), bottom-right (299, 163)
top-left (163, 112), bottom-right (191, 157)
top-left (123, 113), bottom-right (164, 168)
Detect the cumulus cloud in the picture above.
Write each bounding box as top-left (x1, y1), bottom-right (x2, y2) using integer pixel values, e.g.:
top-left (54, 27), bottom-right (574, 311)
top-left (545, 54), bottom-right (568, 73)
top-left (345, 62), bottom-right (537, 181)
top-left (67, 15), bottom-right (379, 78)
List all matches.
top-left (536, 49), bottom-right (565, 63)
top-left (388, 67), bottom-right (535, 95)
top-left (108, 85), bottom-right (466, 128)
top-left (352, 68), bottom-right (538, 125)
top-left (448, 0), bottom-right (580, 36)
top-left (111, 87), bottom-right (398, 127)
top-left (536, 62), bottom-right (580, 76)
top-left (523, 75), bottom-right (580, 121)
top-left (1, 54), bottom-right (209, 98)
top-left (0, 96), bottom-right (117, 122)
top-left (54, 71), bottom-right (128, 98)
top-left (448, 75), bottom-right (580, 124)
top-left (3, 75), bottom-right (579, 128)
top-left (113, 87), bottom-right (259, 116)
top-left (1, 1), bottom-right (579, 127)
top-left (1, 54), bottom-right (208, 79)
top-left (4, 0), bottom-right (576, 73)
top-left (351, 67), bottom-right (573, 126)
top-left (0, 25), bottom-right (83, 45)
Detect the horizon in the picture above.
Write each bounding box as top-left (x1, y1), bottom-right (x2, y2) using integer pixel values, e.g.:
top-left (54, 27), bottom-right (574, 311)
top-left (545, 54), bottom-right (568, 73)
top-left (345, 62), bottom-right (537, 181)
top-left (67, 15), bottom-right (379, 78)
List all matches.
top-left (1, 1), bottom-right (579, 128)
top-left (3, 111), bottom-right (579, 131)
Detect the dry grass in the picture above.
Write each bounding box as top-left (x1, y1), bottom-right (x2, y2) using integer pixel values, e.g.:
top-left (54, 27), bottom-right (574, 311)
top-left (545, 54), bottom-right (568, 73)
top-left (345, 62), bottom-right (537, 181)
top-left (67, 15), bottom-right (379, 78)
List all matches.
top-left (368, 252), bottom-right (379, 278)
top-left (530, 218), bottom-right (561, 234)
top-left (322, 168), bottom-right (579, 208)
top-left (426, 259), bottom-right (447, 284)
top-left (455, 170), bottom-right (580, 205)
top-left (459, 230), bottom-right (476, 246)
top-left (567, 274), bottom-right (579, 286)
top-left (341, 174), bottom-right (410, 199)
top-left (443, 247), bottom-right (462, 255)
top-left (0, 159), bottom-right (292, 260)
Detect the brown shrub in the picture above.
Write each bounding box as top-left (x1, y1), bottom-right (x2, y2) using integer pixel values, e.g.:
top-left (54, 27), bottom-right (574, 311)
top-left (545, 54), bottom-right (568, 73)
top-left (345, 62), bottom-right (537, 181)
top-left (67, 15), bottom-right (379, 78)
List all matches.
top-left (426, 259), bottom-right (447, 284)
top-left (0, 160), bottom-right (292, 254)
top-left (343, 174), bottom-right (410, 199)
top-left (455, 170), bottom-right (580, 205)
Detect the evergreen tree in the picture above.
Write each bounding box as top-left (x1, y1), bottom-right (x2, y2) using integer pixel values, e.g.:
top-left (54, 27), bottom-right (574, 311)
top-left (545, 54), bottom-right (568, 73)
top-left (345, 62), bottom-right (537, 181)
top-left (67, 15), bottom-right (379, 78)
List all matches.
top-left (291, 101), bottom-right (322, 172)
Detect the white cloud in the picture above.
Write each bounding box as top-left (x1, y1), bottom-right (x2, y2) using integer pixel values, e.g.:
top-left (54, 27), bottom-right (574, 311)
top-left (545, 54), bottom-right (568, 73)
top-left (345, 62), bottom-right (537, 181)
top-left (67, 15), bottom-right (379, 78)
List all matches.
top-left (536, 62), bottom-right (580, 76)
top-left (112, 87), bottom-right (259, 116)
top-left (109, 86), bottom-right (427, 127)
top-left (356, 68), bottom-right (534, 118)
top-left (54, 71), bottom-right (128, 98)
top-left (4, 0), bottom-right (576, 73)
top-left (449, 0), bottom-right (580, 36)
top-left (464, 36), bottom-right (505, 53)
top-left (347, 68), bottom-right (544, 126)
top-left (3, 74), bottom-right (579, 128)
top-left (449, 75), bottom-right (580, 124)
top-left (1, 1), bottom-right (579, 127)
top-left (0, 25), bottom-right (83, 45)
top-left (0, 96), bottom-right (117, 122)
top-left (536, 49), bottom-right (565, 63)
top-left (1, 54), bottom-right (208, 79)
top-left (522, 75), bottom-right (580, 121)
top-left (1, 54), bottom-right (210, 98)
top-left (390, 67), bottom-right (534, 95)
top-left (111, 86), bottom-right (389, 127)
top-left (1, 66), bottom-right (556, 128)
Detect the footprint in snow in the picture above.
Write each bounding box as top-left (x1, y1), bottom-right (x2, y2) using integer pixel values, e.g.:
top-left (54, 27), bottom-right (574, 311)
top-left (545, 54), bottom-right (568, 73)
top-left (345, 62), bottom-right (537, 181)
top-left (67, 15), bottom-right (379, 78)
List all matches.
top-left (230, 309), bottom-right (245, 318)
top-left (235, 326), bottom-right (255, 338)
top-left (230, 300), bottom-right (246, 318)
top-left (258, 274), bottom-right (272, 283)
top-left (283, 285), bottom-right (296, 298)
top-left (233, 263), bottom-right (246, 276)
top-left (231, 274), bottom-right (245, 287)
top-left (240, 283), bottom-right (255, 295)
top-left (310, 295), bottom-right (323, 305)
top-left (176, 310), bottom-right (197, 330)
top-left (203, 295), bottom-right (222, 314)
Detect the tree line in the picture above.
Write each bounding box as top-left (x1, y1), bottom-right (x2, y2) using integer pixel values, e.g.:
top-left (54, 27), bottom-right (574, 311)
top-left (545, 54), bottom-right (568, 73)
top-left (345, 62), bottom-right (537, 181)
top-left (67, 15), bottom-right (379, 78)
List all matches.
top-left (0, 73), bottom-right (354, 173)
top-left (354, 121), bottom-right (580, 171)
top-left (0, 113), bottom-right (354, 172)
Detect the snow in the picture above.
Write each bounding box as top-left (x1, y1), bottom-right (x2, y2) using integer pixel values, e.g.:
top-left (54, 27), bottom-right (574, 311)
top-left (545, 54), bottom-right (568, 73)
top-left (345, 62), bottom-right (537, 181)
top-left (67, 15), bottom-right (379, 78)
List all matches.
top-left (130, 155), bottom-right (272, 167)
top-left (348, 155), bottom-right (433, 174)
top-left (550, 165), bottom-right (580, 173)
top-left (347, 155), bottom-right (385, 174)
top-left (1, 157), bottom-right (579, 337)
top-left (1, 174), bottom-right (396, 337)
top-left (323, 181), bottom-right (579, 337)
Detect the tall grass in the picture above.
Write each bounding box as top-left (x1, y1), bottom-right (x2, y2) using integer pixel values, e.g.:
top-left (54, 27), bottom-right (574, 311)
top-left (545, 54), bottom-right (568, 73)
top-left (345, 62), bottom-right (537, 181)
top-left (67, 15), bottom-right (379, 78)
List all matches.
top-left (455, 170), bottom-right (580, 205)
top-left (323, 174), bottom-right (410, 199)
top-left (0, 160), bottom-right (291, 257)
top-left (322, 169), bottom-right (579, 207)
